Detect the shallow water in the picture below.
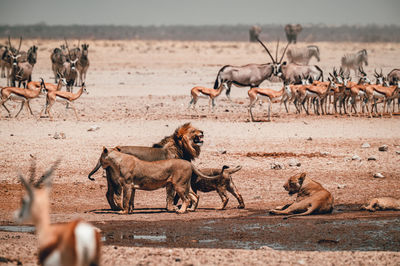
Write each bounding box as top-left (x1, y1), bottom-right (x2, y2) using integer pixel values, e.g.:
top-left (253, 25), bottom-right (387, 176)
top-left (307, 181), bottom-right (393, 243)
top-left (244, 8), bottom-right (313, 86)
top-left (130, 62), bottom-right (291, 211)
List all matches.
top-left (96, 214), bottom-right (400, 251)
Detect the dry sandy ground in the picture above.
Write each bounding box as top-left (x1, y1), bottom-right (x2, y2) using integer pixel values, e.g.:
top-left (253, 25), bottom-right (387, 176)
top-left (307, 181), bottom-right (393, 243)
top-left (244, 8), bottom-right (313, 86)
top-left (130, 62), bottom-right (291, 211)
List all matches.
top-left (0, 39), bottom-right (400, 265)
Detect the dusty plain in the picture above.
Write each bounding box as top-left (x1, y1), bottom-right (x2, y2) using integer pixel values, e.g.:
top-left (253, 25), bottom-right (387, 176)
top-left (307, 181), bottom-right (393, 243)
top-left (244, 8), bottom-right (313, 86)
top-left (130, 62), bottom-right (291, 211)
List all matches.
top-left (0, 39), bottom-right (400, 265)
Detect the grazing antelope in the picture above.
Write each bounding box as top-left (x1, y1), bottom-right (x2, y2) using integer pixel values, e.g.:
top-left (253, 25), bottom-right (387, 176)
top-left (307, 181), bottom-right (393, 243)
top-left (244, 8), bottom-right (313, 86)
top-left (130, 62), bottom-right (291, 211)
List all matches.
top-left (189, 83), bottom-right (226, 111)
top-left (341, 49), bottom-right (368, 77)
top-left (213, 38), bottom-right (289, 100)
top-left (0, 78), bottom-right (45, 118)
top-left (40, 82), bottom-right (89, 121)
top-left (76, 43), bottom-right (90, 86)
top-left (286, 45), bottom-right (320, 65)
top-left (15, 159), bottom-right (101, 266)
top-left (248, 82), bottom-right (288, 122)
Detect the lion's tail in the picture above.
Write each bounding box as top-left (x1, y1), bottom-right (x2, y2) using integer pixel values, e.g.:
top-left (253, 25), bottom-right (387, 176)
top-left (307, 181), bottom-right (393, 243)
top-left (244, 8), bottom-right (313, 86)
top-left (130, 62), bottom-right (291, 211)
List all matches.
top-left (192, 164), bottom-right (229, 179)
top-left (227, 165), bottom-right (242, 174)
top-left (88, 159), bottom-right (102, 181)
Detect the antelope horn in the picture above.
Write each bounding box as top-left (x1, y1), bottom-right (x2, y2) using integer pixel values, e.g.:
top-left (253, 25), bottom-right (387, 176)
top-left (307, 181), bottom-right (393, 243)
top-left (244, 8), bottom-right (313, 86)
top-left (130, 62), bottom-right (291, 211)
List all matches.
top-left (279, 42), bottom-right (290, 63)
top-left (64, 37), bottom-right (72, 59)
top-left (28, 157), bottom-right (37, 184)
top-left (380, 68), bottom-right (383, 76)
top-left (78, 39), bottom-right (80, 49)
top-left (256, 37), bottom-right (275, 63)
top-left (19, 174), bottom-right (33, 199)
top-left (275, 38), bottom-right (279, 63)
top-left (17, 36), bottom-right (22, 53)
top-left (7, 35), bottom-right (11, 49)
top-left (34, 158), bottom-right (61, 188)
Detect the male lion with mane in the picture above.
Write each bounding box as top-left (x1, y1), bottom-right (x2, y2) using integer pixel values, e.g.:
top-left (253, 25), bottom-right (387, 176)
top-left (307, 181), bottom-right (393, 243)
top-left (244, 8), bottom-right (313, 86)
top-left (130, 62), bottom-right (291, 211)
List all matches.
top-left (88, 123), bottom-right (204, 211)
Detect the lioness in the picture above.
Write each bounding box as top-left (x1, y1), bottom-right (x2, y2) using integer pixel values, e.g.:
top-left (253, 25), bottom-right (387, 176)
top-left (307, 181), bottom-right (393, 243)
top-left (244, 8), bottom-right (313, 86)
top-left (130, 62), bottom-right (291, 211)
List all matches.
top-left (97, 147), bottom-right (226, 214)
top-left (174, 165), bottom-right (245, 210)
top-left (361, 197), bottom-right (400, 212)
top-left (270, 173), bottom-right (334, 218)
top-left (88, 123), bottom-right (204, 211)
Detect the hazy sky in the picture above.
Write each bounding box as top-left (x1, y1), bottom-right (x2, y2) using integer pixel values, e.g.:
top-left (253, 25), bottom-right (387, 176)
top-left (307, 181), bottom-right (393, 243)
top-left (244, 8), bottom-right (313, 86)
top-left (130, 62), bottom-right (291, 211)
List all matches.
top-left (1, 0), bottom-right (399, 26)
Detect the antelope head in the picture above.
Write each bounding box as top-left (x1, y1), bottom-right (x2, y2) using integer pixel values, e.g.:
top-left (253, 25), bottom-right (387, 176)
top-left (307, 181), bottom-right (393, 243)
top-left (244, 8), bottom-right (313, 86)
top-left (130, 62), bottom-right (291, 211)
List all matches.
top-left (57, 71), bottom-right (68, 86)
top-left (256, 37), bottom-right (289, 77)
top-left (14, 159), bottom-right (60, 223)
top-left (358, 66), bottom-right (371, 84)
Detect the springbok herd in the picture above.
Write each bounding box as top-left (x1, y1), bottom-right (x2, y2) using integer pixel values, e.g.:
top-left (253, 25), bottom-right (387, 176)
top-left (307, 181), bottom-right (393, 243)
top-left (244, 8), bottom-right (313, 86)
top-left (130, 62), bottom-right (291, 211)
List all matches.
top-left (1, 37), bottom-right (400, 121)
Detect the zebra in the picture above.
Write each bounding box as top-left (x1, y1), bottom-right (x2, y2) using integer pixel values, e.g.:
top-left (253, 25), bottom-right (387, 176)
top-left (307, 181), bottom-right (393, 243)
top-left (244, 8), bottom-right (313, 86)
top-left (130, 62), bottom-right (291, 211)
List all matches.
top-left (341, 49), bottom-right (368, 77)
top-left (286, 45), bottom-right (320, 65)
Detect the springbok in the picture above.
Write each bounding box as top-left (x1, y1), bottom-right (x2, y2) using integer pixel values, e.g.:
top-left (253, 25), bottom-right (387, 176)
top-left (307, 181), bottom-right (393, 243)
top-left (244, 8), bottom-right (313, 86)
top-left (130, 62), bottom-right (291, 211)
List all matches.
top-left (0, 78), bottom-right (45, 118)
top-left (365, 80), bottom-right (400, 118)
top-left (40, 82), bottom-right (88, 120)
top-left (299, 78), bottom-right (336, 115)
top-left (341, 49), bottom-right (368, 77)
top-left (15, 159), bottom-right (101, 266)
top-left (213, 38), bottom-right (290, 100)
top-left (248, 81), bottom-right (288, 122)
top-left (189, 83), bottom-right (226, 111)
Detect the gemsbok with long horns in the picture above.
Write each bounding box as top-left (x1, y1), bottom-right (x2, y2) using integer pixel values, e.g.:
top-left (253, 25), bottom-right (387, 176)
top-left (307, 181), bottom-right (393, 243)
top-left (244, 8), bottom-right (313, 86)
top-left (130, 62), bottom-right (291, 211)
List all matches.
top-left (213, 37), bottom-right (290, 100)
top-left (15, 159), bottom-right (101, 266)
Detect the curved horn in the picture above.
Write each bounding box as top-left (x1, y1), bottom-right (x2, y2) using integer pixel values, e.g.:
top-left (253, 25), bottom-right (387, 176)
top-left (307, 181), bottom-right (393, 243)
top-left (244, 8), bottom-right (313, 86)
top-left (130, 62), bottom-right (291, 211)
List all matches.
top-left (28, 158), bottom-right (37, 184)
top-left (34, 158), bottom-right (61, 188)
top-left (275, 38), bottom-right (279, 62)
top-left (256, 37), bottom-right (275, 63)
top-left (19, 174), bottom-right (34, 199)
top-left (279, 42), bottom-right (290, 63)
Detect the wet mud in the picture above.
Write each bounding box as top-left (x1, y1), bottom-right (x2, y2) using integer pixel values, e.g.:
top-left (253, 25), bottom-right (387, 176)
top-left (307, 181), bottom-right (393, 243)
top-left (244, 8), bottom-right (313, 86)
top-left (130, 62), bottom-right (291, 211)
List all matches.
top-left (95, 208), bottom-right (400, 252)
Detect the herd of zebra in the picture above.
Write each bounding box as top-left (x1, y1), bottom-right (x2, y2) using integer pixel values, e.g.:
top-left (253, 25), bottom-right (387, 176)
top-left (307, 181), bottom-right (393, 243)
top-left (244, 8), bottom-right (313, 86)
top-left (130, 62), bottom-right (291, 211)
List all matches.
top-left (0, 37), bottom-right (90, 119)
top-left (192, 38), bottom-right (400, 121)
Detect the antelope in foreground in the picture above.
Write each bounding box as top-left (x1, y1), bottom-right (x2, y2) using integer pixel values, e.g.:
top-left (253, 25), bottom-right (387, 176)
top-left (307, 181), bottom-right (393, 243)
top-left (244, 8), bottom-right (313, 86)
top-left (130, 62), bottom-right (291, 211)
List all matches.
top-left (189, 83), bottom-right (226, 111)
top-left (40, 82), bottom-right (88, 120)
top-left (248, 81), bottom-right (288, 122)
top-left (15, 159), bottom-right (101, 266)
top-left (0, 78), bottom-right (45, 118)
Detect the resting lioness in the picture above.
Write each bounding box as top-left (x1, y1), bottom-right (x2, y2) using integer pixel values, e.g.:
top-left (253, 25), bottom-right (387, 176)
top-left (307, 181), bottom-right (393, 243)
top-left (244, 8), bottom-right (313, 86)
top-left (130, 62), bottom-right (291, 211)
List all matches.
top-left (88, 122), bottom-right (204, 211)
top-left (97, 147), bottom-right (226, 214)
top-left (361, 197), bottom-right (400, 212)
top-left (174, 165), bottom-right (245, 210)
top-left (270, 173), bottom-right (334, 218)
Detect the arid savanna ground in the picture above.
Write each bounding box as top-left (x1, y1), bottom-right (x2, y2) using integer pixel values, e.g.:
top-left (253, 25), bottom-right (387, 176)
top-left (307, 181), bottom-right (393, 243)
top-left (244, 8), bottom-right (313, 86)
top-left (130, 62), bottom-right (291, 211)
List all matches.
top-left (0, 39), bottom-right (399, 265)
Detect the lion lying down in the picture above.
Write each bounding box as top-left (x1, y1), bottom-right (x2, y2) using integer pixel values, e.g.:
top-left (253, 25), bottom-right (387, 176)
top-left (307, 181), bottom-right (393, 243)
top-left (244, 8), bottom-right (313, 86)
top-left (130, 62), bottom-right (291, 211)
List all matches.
top-left (97, 147), bottom-right (226, 214)
top-left (88, 122), bottom-right (204, 211)
top-left (270, 173), bottom-right (334, 219)
top-left (361, 197), bottom-right (400, 212)
top-left (174, 165), bottom-right (245, 210)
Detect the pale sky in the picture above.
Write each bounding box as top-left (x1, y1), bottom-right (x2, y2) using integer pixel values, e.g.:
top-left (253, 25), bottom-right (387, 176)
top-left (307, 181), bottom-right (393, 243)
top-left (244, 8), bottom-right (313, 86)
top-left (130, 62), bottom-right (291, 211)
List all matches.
top-left (0, 0), bottom-right (399, 26)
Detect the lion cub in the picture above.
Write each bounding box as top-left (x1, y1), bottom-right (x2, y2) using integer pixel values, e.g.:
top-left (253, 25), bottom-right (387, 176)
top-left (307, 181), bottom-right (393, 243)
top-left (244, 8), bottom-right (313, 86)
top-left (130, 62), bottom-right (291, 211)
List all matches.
top-left (270, 172), bottom-right (334, 218)
top-left (361, 197), bottom-right (400, 212)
